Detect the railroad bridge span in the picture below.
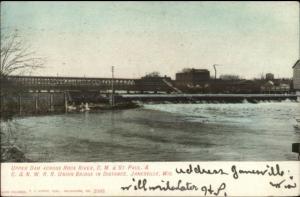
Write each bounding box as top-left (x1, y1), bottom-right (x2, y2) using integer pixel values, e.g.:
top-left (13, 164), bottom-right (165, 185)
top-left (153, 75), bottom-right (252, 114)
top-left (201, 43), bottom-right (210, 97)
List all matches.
top-left (3, 75), bottom-right (177, 93)
top-left (4, 75), bottom-right (138, 92)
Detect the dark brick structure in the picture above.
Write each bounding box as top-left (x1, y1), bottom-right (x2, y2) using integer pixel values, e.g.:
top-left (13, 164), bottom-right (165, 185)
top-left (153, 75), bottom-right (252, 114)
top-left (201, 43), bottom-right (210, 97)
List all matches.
top-left (175, 69), bottom-right (210, 86)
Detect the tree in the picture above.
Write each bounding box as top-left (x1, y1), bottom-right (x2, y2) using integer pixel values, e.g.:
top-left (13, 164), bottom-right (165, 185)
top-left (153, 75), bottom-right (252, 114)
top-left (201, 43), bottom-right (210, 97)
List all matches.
top-left (1, 30), bottom-right (44, 77)
top-left (181, 68), bottom-right (193, 73)
top-left (1, 30), bottom-right (45, 116)
top-left (144, 71), bottom-right (161, 78)
top-left (1, 30), bottom-right (45, 162)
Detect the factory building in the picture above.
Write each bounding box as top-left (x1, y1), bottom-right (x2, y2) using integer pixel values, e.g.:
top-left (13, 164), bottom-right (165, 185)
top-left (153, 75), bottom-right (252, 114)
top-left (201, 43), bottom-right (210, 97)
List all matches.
top-left (175, 68), bottom-right (210, 87)
top-left (293, 60), bottom-right (300, 92)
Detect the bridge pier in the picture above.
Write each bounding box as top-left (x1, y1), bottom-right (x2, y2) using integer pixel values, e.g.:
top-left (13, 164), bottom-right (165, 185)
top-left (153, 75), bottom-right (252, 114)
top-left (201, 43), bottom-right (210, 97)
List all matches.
top-left (50, 93), bottom-right (54, 112)
top-left (18, 94), bottom-right (22, 115)
top-left (35, 92), bottom-right (39, 113)
top-left (0, 95), bottom-right (3, 113)
top-left (64, 91), bottom-right (68, 112)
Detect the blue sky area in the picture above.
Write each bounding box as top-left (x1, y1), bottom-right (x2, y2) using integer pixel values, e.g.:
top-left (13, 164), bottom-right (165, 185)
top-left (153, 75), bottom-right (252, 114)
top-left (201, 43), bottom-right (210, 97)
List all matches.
top-left (1, 1), bottom-right (299, 78)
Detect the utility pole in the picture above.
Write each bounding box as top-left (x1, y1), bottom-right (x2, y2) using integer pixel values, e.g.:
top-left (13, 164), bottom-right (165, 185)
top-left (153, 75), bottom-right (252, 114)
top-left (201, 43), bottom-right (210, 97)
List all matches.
top-left (111, 66), bottom-right (115, 107)
top-left (213, 64), bottom-right (217, 80)
top-left (213, 64), bottom-right (221, 80)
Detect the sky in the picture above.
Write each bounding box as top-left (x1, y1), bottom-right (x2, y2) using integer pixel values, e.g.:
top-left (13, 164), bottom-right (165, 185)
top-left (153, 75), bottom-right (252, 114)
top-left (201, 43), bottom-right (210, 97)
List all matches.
top-left (1, 1), bottom-right (299, 79)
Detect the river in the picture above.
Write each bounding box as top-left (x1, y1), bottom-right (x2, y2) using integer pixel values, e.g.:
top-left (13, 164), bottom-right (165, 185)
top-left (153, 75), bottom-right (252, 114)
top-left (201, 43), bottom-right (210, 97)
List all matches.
top-left (2, 100), bottom-right (300, 161)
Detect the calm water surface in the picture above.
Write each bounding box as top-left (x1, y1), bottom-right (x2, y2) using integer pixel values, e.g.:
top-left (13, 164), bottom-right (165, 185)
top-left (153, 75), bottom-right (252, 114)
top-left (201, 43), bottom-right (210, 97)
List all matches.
top-left (4, 101), bottom-right (300, 161)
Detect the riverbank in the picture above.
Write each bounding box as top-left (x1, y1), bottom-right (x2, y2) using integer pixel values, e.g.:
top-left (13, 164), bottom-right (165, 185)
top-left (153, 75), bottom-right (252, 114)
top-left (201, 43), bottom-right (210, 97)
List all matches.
top-left (1, 125), bottom-right (31, 162)
top-left (1, 145), bottom-right (31, 162)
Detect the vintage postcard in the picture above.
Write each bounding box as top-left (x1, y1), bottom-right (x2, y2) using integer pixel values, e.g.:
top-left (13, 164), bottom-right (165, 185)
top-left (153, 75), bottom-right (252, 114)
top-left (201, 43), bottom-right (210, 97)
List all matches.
top-left (1, 1), bottom-right (299, 196)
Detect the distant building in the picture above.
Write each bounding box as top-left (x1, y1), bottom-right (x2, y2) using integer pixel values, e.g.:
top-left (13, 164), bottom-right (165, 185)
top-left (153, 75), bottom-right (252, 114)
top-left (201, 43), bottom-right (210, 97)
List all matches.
top-left (175, 68), bottom-right (210, 86)
top-left (293, 60), bottom-right (300, 91)
top-left (266, 73), bottom-right (274, 80)
top-left (211, 80), bottom-right (261, 94)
